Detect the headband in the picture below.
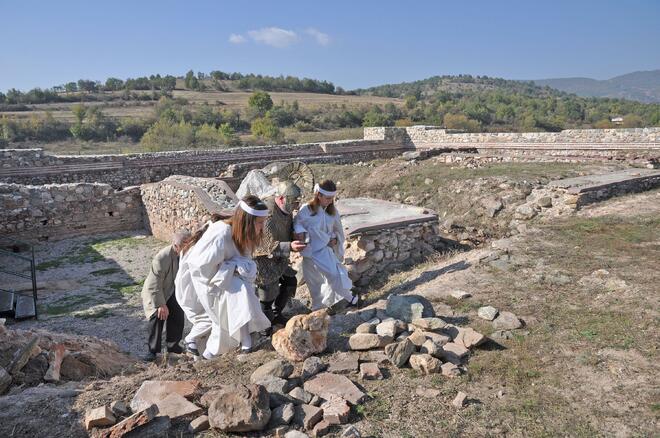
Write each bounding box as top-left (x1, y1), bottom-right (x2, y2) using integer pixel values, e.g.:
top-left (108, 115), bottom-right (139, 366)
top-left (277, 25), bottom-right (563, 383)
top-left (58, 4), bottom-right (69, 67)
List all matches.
top-left (314, 183), bottom-right (337, 197)
top-left (238, 200), bottom-right (269, 217)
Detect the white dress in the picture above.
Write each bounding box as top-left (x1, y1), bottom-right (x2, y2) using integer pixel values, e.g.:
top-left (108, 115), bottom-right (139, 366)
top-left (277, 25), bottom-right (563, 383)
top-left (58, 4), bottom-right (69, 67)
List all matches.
top-left (175, 221), bottom-right (271, 357)
top-left (294, 204), bottom-right (353, 310)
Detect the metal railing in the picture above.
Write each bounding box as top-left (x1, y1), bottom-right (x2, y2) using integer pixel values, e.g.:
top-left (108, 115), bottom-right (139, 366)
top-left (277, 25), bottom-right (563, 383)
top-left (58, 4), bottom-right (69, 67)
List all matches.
top-left (0, 236), bottom-right (38, 319)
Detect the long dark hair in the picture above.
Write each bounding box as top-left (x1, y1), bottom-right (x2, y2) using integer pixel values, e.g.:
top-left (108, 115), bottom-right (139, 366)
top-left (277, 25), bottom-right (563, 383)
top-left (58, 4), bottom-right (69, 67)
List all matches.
top-left (225, 195), bottom-right (268, 255)
top-left (179, 213), bottom-right (224, 255)
top-left (179, 196), bottom-right (268, 256)
top-left (308, 179), bottom-right (337, 216)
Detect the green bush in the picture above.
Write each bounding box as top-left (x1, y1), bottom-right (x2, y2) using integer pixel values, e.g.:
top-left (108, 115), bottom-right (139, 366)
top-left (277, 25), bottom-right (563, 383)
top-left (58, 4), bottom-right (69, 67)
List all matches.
top-left (140, 119), bottom-right (195, 151)
top-left (251, 116), bottom-right (283, 143)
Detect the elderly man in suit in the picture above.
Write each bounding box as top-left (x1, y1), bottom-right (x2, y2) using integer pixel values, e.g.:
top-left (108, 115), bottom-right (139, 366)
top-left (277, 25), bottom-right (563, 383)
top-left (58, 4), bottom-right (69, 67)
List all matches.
top-left (141, 230), bottom-right (190, 361)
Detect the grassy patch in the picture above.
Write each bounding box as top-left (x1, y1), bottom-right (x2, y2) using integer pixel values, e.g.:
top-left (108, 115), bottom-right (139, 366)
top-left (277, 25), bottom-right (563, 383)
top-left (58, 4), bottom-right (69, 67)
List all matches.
top-left (91, 236), bottom-right (146, 252)
top-left (107, 279), bottom-right (144, 295)
top-left (75, 307), bottom-right (114, 319)
top-left (43, 295), bottom-right (96, 316)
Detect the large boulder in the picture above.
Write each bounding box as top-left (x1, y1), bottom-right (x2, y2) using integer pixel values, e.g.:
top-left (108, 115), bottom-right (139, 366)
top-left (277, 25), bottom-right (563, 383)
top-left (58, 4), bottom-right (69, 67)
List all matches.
top-left (272, 310), bottom-right (330, 362)
top-left (250, 359), bottom-right (294, 383)
top-left (207, 384), bottom-right (271, 432)
top-left (385, 295), bottom-right (432, 322)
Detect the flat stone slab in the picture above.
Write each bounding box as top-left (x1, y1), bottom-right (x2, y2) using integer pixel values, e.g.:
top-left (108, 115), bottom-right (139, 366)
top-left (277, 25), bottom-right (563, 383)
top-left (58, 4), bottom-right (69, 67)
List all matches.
top-left (548, 169), bottom-right (660, 193)
top-left (130, 380), bottom-right (200, 412)
top-left (336, 198), bottom-right (437, 236)
top-left (303, 373), bottom-right (367, 405)
top-left (157, 393), bottom-right (203, 420)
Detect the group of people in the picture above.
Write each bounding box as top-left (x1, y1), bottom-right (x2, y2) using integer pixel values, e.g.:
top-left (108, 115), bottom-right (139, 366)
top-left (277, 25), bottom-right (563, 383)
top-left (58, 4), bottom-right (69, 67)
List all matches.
top-left (140, 179), bottom-right (357, 361)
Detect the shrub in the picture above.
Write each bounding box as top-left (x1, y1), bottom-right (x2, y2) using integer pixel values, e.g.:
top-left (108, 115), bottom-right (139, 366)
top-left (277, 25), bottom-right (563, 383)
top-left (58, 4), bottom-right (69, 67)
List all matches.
top-left (251, 116), bottom-right (283, 143)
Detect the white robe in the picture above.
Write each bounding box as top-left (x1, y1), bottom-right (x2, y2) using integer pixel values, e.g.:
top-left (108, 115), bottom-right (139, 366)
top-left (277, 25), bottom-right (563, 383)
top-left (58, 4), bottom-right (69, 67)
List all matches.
top-left (175, 221), bottom-right (270, 357)
top-left (294, 204), bottom-right (353, 310)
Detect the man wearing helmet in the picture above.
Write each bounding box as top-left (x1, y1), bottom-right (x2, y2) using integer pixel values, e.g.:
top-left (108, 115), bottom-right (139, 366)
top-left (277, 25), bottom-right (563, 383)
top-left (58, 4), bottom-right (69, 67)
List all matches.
top-left (253, 181), bottom-right (307, 328)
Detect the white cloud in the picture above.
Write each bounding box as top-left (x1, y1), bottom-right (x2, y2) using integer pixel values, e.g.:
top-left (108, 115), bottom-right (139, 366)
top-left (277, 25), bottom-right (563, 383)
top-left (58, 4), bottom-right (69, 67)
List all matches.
top-left (229, 33), bottom-right (247, 44)
top-left (305, 28), bottom-right (330, 46)
top-left (247, 27), bottom-right (298, 48)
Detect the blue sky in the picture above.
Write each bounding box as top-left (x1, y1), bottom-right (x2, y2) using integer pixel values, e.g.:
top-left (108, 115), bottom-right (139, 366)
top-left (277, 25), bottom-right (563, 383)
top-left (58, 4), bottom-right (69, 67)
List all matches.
top-left (1, 0), bottom-right (659, 92)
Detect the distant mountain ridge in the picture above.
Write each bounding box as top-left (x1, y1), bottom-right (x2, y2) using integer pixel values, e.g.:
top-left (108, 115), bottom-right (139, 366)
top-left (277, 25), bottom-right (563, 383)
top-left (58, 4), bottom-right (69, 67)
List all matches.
top-left (533, 70), bottom-right (660, 103)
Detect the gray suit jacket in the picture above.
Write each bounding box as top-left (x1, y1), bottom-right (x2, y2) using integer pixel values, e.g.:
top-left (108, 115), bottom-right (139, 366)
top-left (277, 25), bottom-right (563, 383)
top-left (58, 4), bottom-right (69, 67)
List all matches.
top-left (141, 245), bottom-right (179, 319)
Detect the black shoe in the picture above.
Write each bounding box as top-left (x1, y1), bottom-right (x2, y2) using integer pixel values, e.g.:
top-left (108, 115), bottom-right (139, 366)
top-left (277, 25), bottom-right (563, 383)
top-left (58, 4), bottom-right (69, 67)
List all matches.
top-left (142, 351), bottom-right (157, 362)
top-left (186, 343), bottom-right (200, 357)
top-left (272, 314), bottom-right (289, 326)
top-left (167, 344), bottom-right (184, 354)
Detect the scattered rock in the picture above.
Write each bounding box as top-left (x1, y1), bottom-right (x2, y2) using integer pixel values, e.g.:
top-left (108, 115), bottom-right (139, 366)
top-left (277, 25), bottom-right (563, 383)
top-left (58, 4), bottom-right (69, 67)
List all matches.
top-left (452, 391), bottom-right (468, 408)
top-left (453, 327), bottom-right (486, 349)
top-left (355, 322), bottom-right (376, 334)
top-left (537, 196), bottom-right (552, 208)
top-left (409, 354), bottom-right (441, 374)
top-left (327, 352), bottom-right (359, 375)
top-left (341, 425), bottom-right (361, 438)
top-left (288, 387), bottom-right (314, 405)
top-left (481, 197), bottom-right (504, 218)
top-left (294, 404), bottom-right (323, 430)
top-left (450, 290), bottom-right (471, 300)
top-left (312, 419), bottom-right (333, 437)
top-left (320, 395), bottom-right (351, 425)
top-left (375, 320), bottom-right (406, 338)
top-left (269, 403), bottom-right (295, 428)
top-left (359, 362), bottom-right (383, 380)
top-left (302, 356), bottom-right (326, 380)
top-left (438, 342), bottom-right (470, 365)
top-left (250, 359), bottom-right (294, 383)
top-left (8, 336), bottom-right (39, 374)
top-left (0, 367), bottom-right (12, 394)
top-left (348, 333), bottom-right (392, 351)
top-left (60, 354), bottom-right (94, 381)
top-left (130, 380), bottom-right (200, 412)
top-left (408, 330), bottom-right (427, 347)
top-left (207, 384), bottom-right (271, 432)
top-left (424, 178), bottom-right (434, 185)
top-left (441, 362), bottom-right (461, 378)
top-left (272, 310), bottom-right (330, 362)
top-left (256, 376), bottom-right (295, 407)
top-left (385, 295), bottom-right (429, 322)
top-left (515, 204), bottom-right (537, 220)
top-left (477, 306), bottom-right (498, 321)
top-left (365, 350), bottom-right (389, 365)
top-left (110, 400), bottom-right (129, 417)
top-left (85, 405), bottom-right (116, 430)
top-left (285, 431), bottom-right (310, 438)
top-left (189, 415), bottom-right (210, 433)
top-left (492, 311), bottom-right (523, 330)
top-left (490, 330), bottom-right (515, 341)
top-left (419, 339), bottom-right (442, 357)
top-left (43, 343), bottom-right (66, 382)
top-left (423, 331), bottom-right (451, 346)
top-left (99, 404), bottom-right (159, 438)
top-left (156, 392), bottom-right (202, 420)
top-left (395, 331), bottom-right (411, 342)
top-left (415, 386), bottom-right (441, 398)
top-left (411, 317), bottom-right (447, 331)
top-left (385, 338), bottom-right (416, 368)
top-left (304, 373), bottom-right (366, 405)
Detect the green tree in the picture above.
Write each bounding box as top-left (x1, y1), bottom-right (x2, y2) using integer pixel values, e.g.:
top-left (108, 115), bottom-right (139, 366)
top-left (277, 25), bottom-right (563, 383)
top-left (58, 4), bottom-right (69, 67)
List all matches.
top-left (443, 113), bottom-right (481, 132)
top-left (248, 91), bottom-right (273, 116)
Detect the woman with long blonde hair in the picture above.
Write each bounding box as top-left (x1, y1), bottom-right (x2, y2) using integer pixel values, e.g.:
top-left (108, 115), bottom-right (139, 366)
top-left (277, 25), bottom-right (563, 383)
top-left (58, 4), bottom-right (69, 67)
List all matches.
top-left (294, 180), bottom-right (357, 310)
top-left (175, 195), bottom-right (271, 358)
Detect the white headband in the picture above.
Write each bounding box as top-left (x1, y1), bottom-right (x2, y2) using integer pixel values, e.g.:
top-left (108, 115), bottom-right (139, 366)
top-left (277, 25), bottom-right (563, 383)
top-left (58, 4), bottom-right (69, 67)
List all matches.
top-left (314, 184), bottom-right (336, 197)
top-left (238, 200), bottom-right (269, 217)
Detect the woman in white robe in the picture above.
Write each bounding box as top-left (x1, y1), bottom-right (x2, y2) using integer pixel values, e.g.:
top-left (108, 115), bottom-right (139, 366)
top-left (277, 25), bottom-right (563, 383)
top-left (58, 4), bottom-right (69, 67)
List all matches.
top-left (294, 180), bottom-right (357, 310)
top-left (175, 196), bottom-right (271, 359)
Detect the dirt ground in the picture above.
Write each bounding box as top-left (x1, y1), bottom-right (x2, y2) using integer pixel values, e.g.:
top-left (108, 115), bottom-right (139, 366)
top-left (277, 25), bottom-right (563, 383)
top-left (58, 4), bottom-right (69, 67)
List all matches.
top-left (2, 162), bottom-right (658, 437)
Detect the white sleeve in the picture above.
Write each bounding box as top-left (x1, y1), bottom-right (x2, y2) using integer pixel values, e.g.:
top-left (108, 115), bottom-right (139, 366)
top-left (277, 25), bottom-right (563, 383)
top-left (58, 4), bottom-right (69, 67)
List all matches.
top-left (332, 210), bottom-right (347, 260)
top-left (293, 205), bottom-right (309, 234)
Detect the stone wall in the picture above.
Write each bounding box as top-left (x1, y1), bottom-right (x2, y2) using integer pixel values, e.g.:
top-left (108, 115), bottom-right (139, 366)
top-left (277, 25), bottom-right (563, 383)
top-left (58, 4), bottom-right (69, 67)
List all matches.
top-left (140, 176), bottom-right (237, 241)
top-left (364, 126), bottom-right (660, 145)
top-left (0, 139), bottom-right (410, 188)
top-left (343, 221), bottom-right (452, 287)
top-left (0, 182), bottom-right (143, 242)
